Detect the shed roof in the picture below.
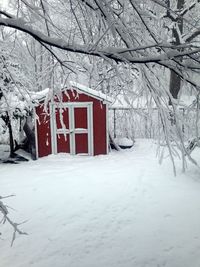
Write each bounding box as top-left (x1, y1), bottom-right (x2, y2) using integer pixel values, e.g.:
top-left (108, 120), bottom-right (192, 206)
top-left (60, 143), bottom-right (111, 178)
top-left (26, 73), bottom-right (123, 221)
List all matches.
top-left (69, 81), bottom-right (113, 103)
top-left (32, 81), bottom-right (113, 104)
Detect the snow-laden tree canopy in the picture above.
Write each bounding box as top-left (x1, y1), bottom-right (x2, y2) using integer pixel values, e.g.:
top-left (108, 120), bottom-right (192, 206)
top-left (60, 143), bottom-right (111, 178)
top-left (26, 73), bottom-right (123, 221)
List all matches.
top-left (0, 0), bottom-right (200, 170)
top-left (1, 0), bottom-right (200, 88)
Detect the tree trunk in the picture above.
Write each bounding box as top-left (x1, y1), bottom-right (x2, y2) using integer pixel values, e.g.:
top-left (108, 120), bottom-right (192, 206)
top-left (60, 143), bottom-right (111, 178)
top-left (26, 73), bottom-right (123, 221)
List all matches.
top-left (7, 117), bottom-right (15, 157)
top-left (2, 112), bottom-right (15, 158)
top-left (169, 0), bottom-right (184, 101)
top-left (169, 70), bottom-right (182, 104)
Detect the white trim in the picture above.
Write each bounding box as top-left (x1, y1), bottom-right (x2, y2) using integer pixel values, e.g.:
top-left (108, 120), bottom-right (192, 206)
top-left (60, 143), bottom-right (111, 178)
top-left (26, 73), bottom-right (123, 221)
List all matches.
top-left (53, 102), bottom-right (93, 108)
top-left (53, 105), bottom-right (58, 154)
top-left (74, 128), bottom-right (88, 134)
top-left (106, 103), bottom-right (109, 154)
top-left (73, 103), bottom-right (93, 156)
top-left (87, 103), bottom-right (94, 156)
top-left (49, 103), bottom-right (56, 154)
top-left (69, 106), bottom-right (75, 155)
top-left (69, 81), bottom-right (113, 103)
top-left (34, 107), bottom-right (39, 159)
top-left (50, 102), bottom-right (94, 156)
top-left (57, 129), bottom-right (71, 134)
top-left (56, 128), bottom-right (88, 134)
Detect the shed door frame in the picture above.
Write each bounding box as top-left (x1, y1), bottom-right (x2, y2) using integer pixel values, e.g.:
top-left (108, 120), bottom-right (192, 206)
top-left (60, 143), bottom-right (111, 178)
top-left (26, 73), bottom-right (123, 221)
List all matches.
top-left (50, 102), bottom-right (94, 156)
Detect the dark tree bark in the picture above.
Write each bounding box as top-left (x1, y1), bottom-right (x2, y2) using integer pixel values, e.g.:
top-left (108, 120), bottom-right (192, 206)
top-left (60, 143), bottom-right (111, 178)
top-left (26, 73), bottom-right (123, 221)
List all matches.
top-left (23, 120), bottom-right (36, 160)
top-left (2, 112), bottom-right (15, 158)
top-left (169, 0), bottom-right (184, 101)
top-left (169, 70), bottom-right (182, 102)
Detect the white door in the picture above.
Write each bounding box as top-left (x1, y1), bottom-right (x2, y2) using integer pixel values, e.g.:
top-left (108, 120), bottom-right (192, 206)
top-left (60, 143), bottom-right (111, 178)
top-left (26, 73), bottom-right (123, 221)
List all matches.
top-left (50, 102), bottom-right (94, 155)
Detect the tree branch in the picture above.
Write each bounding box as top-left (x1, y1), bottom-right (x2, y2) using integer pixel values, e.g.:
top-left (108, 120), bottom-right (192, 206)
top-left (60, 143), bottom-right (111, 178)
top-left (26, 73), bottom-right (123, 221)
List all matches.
top-left (1, 16), bottom-right (200, 65)
top-left (0, 10), bottom-right (13, 19)
top-left (0, 195), bottom-right (27, 246)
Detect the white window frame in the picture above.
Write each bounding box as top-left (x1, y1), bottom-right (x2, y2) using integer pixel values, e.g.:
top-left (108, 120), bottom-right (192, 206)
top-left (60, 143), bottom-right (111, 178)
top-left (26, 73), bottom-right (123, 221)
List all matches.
top-left (50, 102), bottom-right (94, 156)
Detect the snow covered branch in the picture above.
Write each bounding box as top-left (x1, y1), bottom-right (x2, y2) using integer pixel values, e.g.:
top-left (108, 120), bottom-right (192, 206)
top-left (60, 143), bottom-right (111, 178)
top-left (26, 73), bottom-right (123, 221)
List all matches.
top-left (0, 195), bottom-right (27, 246)
top-left (0, 15), bottom-right (199, 66)
top-left (185, 27), bottom-right (200, 42)
top-left (0, 10), bottom-right (13, 19)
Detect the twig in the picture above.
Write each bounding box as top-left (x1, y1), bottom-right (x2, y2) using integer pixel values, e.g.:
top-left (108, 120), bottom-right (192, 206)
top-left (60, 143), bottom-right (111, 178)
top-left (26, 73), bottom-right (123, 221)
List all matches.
top-left (0, 195), bottom-right (28, 246)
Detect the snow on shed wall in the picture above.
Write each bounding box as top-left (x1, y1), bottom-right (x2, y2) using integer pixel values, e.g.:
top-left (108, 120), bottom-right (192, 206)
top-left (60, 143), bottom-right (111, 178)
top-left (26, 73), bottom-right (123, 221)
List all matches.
top-left (35, 105), bottom-right (52, 157)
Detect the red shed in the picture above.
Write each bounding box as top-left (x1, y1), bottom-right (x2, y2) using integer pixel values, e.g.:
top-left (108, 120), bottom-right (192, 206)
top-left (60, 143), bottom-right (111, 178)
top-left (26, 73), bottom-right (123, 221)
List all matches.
top-left (34, 82), bottom-right (112, 158)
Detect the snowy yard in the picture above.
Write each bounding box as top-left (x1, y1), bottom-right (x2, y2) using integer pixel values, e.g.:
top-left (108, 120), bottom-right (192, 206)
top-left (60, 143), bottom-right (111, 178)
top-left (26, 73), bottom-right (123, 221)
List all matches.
top-left (1, 139), bottom-right (200, 267)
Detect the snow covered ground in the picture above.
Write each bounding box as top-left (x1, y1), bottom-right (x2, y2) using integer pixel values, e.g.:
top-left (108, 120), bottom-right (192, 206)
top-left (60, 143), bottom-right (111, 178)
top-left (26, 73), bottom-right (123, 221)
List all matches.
top-left (1, 139), bottom-right (200, 267)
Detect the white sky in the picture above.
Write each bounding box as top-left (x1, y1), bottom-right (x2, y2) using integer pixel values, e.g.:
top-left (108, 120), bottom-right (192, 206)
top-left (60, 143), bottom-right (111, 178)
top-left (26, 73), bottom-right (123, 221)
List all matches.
top-left (0, 0), bottom-right (9, 9)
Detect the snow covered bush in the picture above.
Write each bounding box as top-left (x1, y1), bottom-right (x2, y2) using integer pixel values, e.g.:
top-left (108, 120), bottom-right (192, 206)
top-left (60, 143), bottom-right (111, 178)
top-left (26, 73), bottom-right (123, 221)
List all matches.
top-left (0, 40), bottom-right (33, 156)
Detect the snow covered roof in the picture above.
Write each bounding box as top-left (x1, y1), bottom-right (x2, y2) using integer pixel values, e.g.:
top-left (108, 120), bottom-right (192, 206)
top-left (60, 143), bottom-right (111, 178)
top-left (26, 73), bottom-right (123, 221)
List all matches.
top-left (69, 81), bottom-right (113, 103)
top-left (32, 82), bottom-right (113, 104)
top-left (31, 88), bottom-right (50, 102)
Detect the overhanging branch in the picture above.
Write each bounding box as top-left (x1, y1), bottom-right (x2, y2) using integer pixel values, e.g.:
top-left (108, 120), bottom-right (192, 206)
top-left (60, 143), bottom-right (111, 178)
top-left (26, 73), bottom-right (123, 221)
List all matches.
top-left (0, 16), bottom-right (200, 64)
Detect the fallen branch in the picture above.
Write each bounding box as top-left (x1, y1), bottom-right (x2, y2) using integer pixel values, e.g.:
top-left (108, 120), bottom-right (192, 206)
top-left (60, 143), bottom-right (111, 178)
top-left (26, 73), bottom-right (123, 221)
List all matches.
top-left (0, 195), bottom-right (28, 246)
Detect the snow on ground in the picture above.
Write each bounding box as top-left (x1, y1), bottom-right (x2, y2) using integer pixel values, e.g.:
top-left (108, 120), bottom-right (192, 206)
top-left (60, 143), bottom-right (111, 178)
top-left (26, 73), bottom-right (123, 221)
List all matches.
top-left (1, 139), bottom-right (200, 267)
